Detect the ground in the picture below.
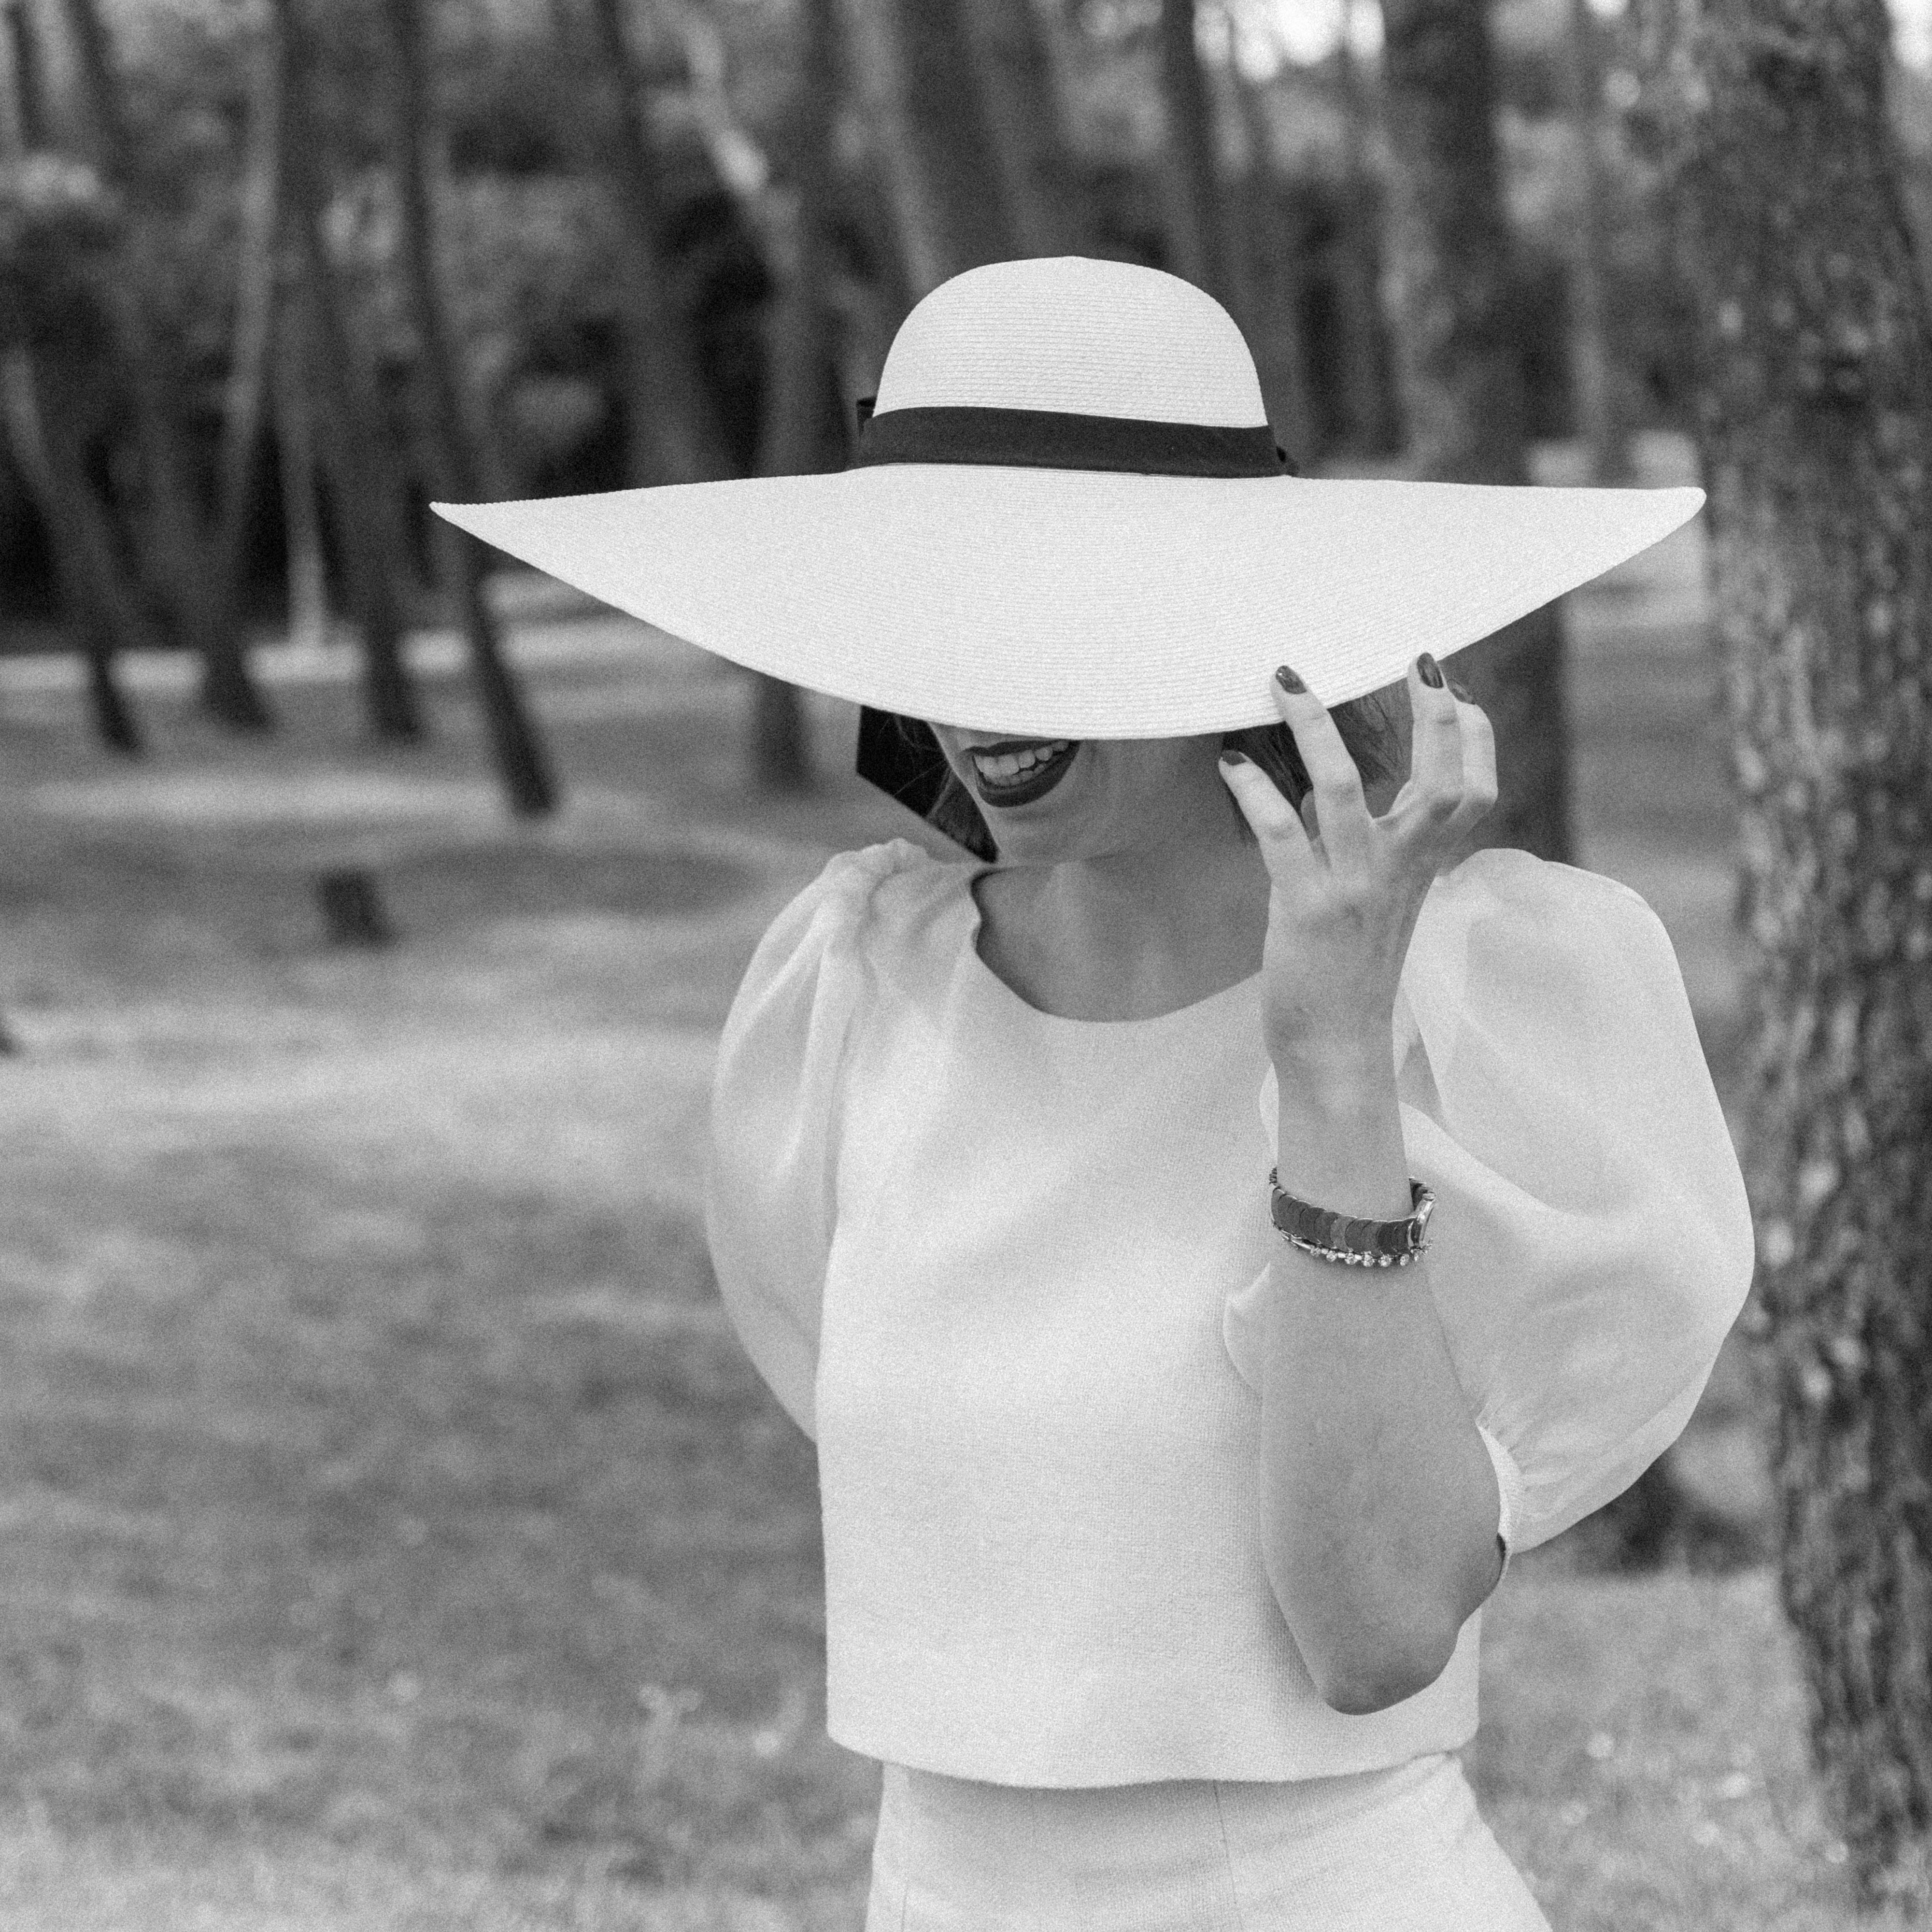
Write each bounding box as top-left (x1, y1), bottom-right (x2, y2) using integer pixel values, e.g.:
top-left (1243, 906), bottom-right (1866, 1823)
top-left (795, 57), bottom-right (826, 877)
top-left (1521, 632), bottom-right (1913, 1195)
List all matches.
top-left (0, 434), bottom-right (1910, 1929)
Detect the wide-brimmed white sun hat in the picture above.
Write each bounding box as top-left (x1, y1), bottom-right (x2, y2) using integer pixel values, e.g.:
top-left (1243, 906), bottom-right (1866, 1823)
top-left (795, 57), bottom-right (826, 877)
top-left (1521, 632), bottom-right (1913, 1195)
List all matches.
top-left (433, 254), bottom-right (1700, 742)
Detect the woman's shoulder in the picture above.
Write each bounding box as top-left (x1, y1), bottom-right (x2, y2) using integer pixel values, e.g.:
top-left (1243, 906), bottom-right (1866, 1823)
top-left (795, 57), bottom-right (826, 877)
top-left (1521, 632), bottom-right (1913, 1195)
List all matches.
top-left (1422, 844), bottom-right (1658, 923)
top-left (740, 836), bottom-right (966, 990)
top-left (1411, 846), bottom-right (1670, 983)
top-left (789, 835), bottom-right (964, 932)
top-left (1397, 844), bottom-right (1700, 1114)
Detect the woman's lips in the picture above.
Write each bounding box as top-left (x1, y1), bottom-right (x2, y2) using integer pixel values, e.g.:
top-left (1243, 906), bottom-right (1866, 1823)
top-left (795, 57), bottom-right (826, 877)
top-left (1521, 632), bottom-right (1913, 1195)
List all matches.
top-left (968, 741), bottom-right (1079, 808)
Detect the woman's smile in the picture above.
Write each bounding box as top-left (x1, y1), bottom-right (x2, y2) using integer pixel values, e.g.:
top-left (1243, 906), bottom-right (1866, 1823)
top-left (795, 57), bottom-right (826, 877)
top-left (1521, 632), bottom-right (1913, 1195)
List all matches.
top-left (967, 739), bottom-right (1080, 807)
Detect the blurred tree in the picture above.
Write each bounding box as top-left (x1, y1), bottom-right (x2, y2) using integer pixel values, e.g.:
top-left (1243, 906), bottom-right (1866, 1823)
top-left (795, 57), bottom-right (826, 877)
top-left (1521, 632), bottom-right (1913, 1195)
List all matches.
top-left (748, 0), bottom-right (850, 795)
top-left (1331, 0), bottom-right (1403, 453)
top-left (1560, 0), bottom-right (1632, 483)
top-left (1, 0), bottom-right (147, 750)
top-left (1217, 6), bottom-right (1316, 465)
top-left (56, 0), bottom-right (274, 729)
top-left (580, 0), bottom-right (738, 484)
top-left (1381, 0), bottom-right (1692, 1564)
top-left (0, 147), bottom-right (146, 750)
top-left (272, 298), bottom-right (328, 654)
top-left (382, 0), bottom-right (556, 814)
top-left (210, 16), bottom-right (283, 611)
top-left (657, 0), bottom-right (827, 792)
top-left (1377, 0), bottom-right (1570, 864)
top-left (837, 0), bottom-right (1016, 298)
top-left (276, 0), bottom-right (423, 741)
top-left (964, 0), bottom-right (1092, 257)
top-left (1158, 0), bottom-right (1234, 307)
top-left (1630, 0), bottom-right (1932, 1910)
top-left (2, 0), bottom-right (47, 147)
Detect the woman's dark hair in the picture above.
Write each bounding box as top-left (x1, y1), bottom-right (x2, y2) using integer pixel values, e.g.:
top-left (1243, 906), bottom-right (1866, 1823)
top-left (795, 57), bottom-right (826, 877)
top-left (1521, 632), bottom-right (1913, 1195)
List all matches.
top-left (901, 696), bottom-right (1404, 860)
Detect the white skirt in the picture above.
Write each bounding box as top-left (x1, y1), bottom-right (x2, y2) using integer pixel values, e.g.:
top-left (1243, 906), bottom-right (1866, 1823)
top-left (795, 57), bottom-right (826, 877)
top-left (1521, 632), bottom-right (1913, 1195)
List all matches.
top-left (864, 1750), bottom-right (1553, 1932)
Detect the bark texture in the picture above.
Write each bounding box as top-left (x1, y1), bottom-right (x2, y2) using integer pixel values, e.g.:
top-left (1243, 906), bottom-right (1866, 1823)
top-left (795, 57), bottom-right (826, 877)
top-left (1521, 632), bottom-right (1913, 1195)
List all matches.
top-left (384, 0), bottom-right (558, 815)
top-left (1378, 0), bottom-right (1571, 865)
top-left (1629, 0), bottom-right (1932, 1908)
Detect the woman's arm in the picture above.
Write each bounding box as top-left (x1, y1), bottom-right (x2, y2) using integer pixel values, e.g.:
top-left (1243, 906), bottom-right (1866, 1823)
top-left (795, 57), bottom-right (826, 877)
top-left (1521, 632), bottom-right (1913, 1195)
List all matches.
top-left (1218, 654), bottom-right (1507, 1715)
top-left (1258, 1049), bottom-right (1505, 1717)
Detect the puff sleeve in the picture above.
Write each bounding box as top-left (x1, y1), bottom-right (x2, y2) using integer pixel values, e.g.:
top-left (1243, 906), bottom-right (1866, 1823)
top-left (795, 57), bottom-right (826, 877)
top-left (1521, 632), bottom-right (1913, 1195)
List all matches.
top-left (1223, 846), bottom-right (1756, 1562)
top-left (702, 839), bottom-right (924, 1443)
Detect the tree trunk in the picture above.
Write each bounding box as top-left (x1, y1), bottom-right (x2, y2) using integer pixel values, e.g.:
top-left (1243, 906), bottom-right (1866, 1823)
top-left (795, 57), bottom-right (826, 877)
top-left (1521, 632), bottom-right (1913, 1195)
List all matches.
top-left (274, 306), bottom-right (329, 654)
top-left (0, 351), bottom-right (147, 752)
top-left (212, 15), bottom-right (284, 609)
top-left (961, 0), bottom-right (1089, 258)
top-left (836, 0), bottom-right (1018, 298)
top-left (1378, 0), bottom-right (1571, 867)
top-left (383, 0), bottom-right (557, 817)
top-left (1332, 0), bottom-right (1402, 454)
top-left (57, 0), bottom-right (274, 729)
top-left (582, 0), bottom-right (738, 486)
top-left (275, 0), bottom-right (423, 742)
top-left (1561, 0), bottom-right (1634, 484)
top-left (1629, 0), bottom-right (1932, 1908)
top-left (0, 0), bottom-right (143, 751)
top-left (746, 0), bottom-right (852, 797)
top-left (1221, 31), bottom-right (1318, 466)
top-left (1158, 0), bottom-right (1235, 308)
top-left (2, 0), bottom-right (49, 148)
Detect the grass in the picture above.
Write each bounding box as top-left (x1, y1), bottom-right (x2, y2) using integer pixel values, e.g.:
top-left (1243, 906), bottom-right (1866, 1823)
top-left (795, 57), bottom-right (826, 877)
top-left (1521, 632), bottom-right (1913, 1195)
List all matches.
top-left (0, 526), bottom-right (1906, 1928)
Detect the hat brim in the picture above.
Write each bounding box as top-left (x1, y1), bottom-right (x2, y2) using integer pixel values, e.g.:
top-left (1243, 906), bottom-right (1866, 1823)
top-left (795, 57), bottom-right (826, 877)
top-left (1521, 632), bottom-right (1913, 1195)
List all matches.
top-left (433, 468), bottom-right (1702, 738)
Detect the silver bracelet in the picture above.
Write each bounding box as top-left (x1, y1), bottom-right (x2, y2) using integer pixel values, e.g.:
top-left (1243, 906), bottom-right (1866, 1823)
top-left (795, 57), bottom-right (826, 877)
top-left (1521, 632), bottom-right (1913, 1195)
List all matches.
top-left (1267, 1170), bottom-right (1436, 1267)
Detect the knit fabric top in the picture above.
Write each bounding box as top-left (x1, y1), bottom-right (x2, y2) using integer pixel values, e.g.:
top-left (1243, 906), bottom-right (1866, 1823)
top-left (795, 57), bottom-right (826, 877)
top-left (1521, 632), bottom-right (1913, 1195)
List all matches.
top-left (702, 838), bottom-right (1755, 1787)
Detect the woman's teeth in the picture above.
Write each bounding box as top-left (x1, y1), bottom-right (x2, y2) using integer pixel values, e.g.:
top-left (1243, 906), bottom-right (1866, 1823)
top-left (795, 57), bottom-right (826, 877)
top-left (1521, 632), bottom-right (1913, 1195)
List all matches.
top-left (972, 741), bottom-right (1071, 781)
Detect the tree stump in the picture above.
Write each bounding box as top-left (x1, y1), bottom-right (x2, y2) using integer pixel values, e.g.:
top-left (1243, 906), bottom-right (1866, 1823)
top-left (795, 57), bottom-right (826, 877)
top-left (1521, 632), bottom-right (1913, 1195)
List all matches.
top-left (315, 867), bottom-right (395, 948)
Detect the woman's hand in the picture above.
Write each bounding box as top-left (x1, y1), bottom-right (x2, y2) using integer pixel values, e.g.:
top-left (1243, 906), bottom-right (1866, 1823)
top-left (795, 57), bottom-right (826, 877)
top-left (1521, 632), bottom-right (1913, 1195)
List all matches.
top-left (1219, 653), bottom-right (1497, 1082)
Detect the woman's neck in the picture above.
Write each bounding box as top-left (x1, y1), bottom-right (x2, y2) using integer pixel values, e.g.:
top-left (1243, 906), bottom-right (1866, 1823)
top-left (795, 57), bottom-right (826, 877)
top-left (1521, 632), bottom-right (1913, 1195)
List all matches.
top-left (987, 834), bottom-right (1272, 1016)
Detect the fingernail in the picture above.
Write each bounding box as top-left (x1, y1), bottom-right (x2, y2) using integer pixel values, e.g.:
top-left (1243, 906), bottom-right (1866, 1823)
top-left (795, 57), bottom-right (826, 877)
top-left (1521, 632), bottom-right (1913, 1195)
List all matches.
top-left (1449, 679), bottom-right (1473, 703)
top-left (1220, 749), bottom-right (1248, 766)
top-left (1418, 653), bottom-right (1444, 689)
top-left (1275, 664), bottom-right (1307, 694)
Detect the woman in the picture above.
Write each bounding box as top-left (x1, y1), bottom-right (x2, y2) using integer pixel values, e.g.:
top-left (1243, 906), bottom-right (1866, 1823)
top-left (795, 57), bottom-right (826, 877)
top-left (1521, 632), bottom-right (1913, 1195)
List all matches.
top-left (439, 256), bottom-right (1755, 1931)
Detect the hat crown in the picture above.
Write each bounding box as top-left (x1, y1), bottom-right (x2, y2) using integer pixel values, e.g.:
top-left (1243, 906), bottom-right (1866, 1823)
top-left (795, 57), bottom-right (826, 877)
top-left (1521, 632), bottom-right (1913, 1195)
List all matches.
top-left (873, 256), bottom-right (1268, 428)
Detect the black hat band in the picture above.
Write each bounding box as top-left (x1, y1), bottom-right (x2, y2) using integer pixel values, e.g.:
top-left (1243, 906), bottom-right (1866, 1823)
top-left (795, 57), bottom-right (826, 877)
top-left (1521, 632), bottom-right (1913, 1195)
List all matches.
top-left (847, 398), bottom-right (1298, 479)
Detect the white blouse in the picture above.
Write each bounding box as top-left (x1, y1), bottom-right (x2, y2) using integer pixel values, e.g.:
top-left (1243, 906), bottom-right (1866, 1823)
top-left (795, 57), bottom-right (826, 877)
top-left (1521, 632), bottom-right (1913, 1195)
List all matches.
top-left (702, 837), bottom-right (1755, 1786)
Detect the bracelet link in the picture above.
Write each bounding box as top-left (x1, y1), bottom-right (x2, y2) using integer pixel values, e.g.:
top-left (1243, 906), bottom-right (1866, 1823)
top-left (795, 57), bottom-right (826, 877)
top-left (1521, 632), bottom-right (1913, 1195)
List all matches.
top-left (1267, 1169), bottom-right (1435, 1268)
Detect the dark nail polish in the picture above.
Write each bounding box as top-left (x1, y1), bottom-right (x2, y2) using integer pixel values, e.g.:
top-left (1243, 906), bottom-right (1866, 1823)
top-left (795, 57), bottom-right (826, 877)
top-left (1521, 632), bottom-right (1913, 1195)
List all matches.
top-left (1275, 664), bottom-right (1307, 694)
top-left (1418, 653), bottom-right (1444, 689)
top-left (1449, 680), bottom-right (1474, 704)
top-left (1220, 749), bottom-right (1248, 765)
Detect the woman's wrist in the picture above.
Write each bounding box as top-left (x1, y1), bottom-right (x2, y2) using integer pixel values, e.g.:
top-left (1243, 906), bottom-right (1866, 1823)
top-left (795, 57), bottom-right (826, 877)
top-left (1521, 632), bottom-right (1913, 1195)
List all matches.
top-left (1270, 1029), bottom-right (1396, 1101)
top-left (1273, 1080), bottom-right (1411, 1226)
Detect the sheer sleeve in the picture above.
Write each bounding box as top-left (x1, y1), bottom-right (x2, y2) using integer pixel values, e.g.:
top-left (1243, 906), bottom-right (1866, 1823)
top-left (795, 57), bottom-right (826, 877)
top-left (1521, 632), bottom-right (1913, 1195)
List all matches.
top-left (702, 838), bottom-right (928, 1443)
top-left (1223, 845), bottom-right (1756, 1562)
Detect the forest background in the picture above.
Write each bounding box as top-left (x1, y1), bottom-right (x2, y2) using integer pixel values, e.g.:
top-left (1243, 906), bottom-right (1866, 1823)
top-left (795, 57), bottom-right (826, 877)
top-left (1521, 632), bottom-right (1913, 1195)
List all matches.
top-left (4, 1), bottom-right (1932, 1929)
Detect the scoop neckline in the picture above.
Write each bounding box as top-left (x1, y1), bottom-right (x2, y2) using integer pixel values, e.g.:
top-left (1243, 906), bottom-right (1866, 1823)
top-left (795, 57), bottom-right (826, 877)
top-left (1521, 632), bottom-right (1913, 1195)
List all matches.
top-left (963, 863), bottom-right (1262, 1028)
